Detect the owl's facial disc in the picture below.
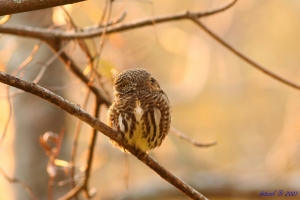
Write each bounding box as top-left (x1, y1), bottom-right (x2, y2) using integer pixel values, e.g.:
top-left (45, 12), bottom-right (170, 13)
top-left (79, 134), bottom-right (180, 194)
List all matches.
top-left (113, 68), bottom-right (161, 97)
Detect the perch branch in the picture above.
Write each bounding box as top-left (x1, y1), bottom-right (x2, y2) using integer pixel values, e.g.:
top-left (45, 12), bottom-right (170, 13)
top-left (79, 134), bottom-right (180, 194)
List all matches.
top-left (0, 72), bottom-right (208, 200)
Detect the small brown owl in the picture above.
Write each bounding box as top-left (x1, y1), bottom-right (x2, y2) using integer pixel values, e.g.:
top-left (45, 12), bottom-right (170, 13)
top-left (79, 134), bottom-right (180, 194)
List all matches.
top-left (107, 68), bottom-right (171, 152)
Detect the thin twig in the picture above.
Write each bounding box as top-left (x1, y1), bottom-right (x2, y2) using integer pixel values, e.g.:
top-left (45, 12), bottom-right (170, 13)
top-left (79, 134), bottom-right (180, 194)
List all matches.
top-left (0, 42), bottom-right (41, 137)
top-left (0, 167), bottom-right (38, 200)
top-left (61, 6), bottom-right (94, 63)
top-left (92, 0), bottom-right (118, 98)
top-left (56, 51), bottom-right (111, 106)
top-left (91, 0), bottom-right (112, 84)
top-left (98, 0), bottom-right (109, 27)
top-left (83, 100), bottom-right (101, 198)
top-left (0, 72), bottom-right (208, 200)
top-left (70, 89), bottom-right (91, 198)
top-left (13, 41), bottom-right (42, 77)
top-left (170, 127), bottom-right (217, 147)
top-left (32, 44), bottom-right (67, 83)
top-left (0, 43), bottom-right (67, 99)
top-left (61, 6), bottom-right (78, 30)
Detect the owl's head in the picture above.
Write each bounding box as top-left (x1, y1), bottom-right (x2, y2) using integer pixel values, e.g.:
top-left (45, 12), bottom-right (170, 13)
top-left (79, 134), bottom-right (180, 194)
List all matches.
top-left (113, 68), bottom-right (161, 97)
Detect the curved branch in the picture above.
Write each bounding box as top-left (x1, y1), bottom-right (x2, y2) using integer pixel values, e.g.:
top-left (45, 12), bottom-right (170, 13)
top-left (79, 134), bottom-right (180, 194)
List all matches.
top-left (0, 72), bottom-right (208, 200)
top-left (0, 0), bottom-right (85, 16)
top-left (189, 17), bottom-right (300, 90)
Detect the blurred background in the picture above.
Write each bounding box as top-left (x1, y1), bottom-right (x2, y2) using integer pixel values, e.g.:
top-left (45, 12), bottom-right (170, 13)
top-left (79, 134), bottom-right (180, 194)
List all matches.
top-left (0, 0), bottom-right (300, 199)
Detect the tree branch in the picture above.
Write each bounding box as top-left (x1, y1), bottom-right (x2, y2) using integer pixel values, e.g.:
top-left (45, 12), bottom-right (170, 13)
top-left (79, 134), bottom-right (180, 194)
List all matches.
top-left (0, 0), bottom-right (85, 16)
top-left (0, 72), bottom-right (208, 200)
top-left (0, 0), bottom-right (237, 40)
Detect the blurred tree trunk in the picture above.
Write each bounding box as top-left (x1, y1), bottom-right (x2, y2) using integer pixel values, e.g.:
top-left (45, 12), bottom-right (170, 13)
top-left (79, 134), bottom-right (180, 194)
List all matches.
top-left (7, 9), bottom-right (68, 200)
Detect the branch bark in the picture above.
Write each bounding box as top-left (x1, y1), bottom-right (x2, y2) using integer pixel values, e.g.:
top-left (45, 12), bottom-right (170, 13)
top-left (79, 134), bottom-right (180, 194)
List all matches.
top-left (0, 0), bottom-right (85, 16)
top-left (0, 71), bottom-right (208, 200)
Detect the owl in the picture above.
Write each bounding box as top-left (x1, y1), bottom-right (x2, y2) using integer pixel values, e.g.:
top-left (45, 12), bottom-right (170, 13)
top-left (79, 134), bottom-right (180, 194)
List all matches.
top-left (107, 68), bottom-right (171, 152)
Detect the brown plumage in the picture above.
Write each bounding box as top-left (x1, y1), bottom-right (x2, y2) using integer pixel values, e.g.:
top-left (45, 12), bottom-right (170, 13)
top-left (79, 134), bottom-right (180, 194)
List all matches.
top-left (107, 68), bottom-right (171, 152)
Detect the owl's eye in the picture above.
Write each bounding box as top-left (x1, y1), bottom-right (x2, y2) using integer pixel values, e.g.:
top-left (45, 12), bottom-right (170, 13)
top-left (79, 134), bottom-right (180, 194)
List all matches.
top-left (121, 84), bottom-right (126, 88)
top-left (120, 83), bottom-right (127, 89)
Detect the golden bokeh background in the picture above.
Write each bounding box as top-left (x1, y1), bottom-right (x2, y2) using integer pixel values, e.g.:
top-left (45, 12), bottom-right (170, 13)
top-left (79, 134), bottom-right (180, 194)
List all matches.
top-left (0, 0), bottom-right (300, 199)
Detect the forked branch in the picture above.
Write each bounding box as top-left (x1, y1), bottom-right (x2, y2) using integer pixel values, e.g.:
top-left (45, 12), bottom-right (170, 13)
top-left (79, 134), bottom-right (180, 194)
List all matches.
top-left (0, 72), bottom-right (208, 200)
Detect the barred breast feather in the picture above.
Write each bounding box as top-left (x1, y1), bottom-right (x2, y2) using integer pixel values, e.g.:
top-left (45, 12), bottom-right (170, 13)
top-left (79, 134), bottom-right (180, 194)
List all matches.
top-left (108, 92), bottom-right (171, 152)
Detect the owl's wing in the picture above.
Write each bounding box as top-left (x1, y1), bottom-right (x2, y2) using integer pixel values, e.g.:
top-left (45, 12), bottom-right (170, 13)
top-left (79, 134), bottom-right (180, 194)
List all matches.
top-left (107, 105), bottom-right (119, 130)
